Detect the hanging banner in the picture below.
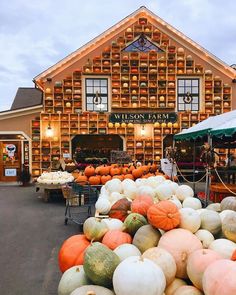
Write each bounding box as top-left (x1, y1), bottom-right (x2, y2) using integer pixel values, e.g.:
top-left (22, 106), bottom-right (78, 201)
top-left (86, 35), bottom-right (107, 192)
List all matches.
top-left (5, 144), bottom-right (16, 158)
top-left (109, 113), bottom-right (177, 124)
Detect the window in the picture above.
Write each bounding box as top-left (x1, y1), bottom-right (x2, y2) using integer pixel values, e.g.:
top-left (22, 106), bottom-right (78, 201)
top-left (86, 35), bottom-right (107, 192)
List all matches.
top-left (122, 34), bottom-right (164, 53)
top-left (85, 78), bottom-right (108, 112)
top-left (177, 78), bottom-right (200, 111)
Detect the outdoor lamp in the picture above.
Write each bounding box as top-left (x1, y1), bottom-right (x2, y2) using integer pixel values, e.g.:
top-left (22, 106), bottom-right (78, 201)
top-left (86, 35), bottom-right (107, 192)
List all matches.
top-left (46, 123), bottom-right (53, 138)
top-left (141, 125), bottom-right (146, 136)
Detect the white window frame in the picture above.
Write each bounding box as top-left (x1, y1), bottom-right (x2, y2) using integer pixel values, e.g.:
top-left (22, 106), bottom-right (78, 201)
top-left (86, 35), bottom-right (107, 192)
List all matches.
top-left (82, 76), bottom-right (111, 113)
top-left (176, 76), bottom-right (203, 112)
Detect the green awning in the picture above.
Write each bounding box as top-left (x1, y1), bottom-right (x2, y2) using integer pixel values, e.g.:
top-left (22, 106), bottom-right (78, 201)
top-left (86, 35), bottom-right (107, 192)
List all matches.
top-left (210, 127), bottom-right (236, 138)
top-left (174, 128), bottom-right (211, 141)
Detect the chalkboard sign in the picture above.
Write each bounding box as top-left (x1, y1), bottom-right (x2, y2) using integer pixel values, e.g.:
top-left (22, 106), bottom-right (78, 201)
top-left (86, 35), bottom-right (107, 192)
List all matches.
top-left (110, 150), bottom-right (132, 164)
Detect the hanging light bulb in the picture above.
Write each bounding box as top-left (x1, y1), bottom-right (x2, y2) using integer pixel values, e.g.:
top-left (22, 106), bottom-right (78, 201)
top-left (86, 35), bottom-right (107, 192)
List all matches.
top-left (46, 123), bottom-right (53, 138)
top-left (141, 125), bottom-right (146, 137)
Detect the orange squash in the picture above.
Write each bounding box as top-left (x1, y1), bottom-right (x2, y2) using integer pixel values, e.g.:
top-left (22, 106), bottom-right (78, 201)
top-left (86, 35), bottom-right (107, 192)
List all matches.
top-left (132, 168), bottom-right (143, 179)
top-left (147, 200), bottom-right (181, 231)
top-left (110, 166), bottom-right (121, 176)
top-left (84, 165), bottom-right (95, 177)
top-left (131, 195), bottom-right (154, 216)
top-left (88, 175), bottom-right (101, 185)
top-left (113, 175), bottom-right (124, 181)
top-left (102, 229), bottom-right (132, 250)
top-left (99, 165), bottom-right (110, 176)
top-left (100, 174), bottom-right (112, 185)
top-left (75, 173), bottom-right (88, 184)
top-left (124, 174), bottom-right (134, 180)
top-left (58, 234), bottom-right (90, 272)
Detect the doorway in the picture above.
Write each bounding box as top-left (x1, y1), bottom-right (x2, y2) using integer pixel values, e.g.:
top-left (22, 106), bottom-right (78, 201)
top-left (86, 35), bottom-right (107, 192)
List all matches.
top-left (72, 134), bottom-right (124, 164)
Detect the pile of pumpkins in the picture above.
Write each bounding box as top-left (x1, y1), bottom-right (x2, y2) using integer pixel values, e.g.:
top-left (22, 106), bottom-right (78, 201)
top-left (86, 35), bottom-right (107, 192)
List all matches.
top-left (57, 175), bottom-right (236, 295)
top-left (71, 162), bottom-right (165, 186)
top-left (37, 171), bottom-right (74, 185)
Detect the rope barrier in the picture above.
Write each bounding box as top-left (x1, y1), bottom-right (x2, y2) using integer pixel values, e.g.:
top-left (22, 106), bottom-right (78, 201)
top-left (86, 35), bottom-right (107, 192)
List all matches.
top-left (176, 163), bottom-right (207, 184)
top-left (214, 168), bottom-right (236, 196)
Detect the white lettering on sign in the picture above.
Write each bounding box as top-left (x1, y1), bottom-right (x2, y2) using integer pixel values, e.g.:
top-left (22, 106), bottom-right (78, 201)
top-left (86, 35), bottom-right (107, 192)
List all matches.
top-left (5, 169), bottom-right (17, 177)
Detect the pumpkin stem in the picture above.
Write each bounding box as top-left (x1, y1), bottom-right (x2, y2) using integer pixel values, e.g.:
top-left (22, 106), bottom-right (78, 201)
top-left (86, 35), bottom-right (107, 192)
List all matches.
top-left (86, 292), bottom-right (96, 295)
top-left (181, 252), bottom-right (187, 262)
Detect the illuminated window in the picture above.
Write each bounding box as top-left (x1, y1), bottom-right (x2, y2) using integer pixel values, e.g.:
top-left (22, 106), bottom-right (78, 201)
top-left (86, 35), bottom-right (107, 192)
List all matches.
top-left (122, 34), bottom-right (164, 52)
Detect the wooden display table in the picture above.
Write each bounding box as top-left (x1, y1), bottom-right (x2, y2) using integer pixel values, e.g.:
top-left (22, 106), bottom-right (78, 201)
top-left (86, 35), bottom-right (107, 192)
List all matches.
top-left (210, 183), bottom-right (236, 202)
top-left (35, 183), bottom-right (63, 202)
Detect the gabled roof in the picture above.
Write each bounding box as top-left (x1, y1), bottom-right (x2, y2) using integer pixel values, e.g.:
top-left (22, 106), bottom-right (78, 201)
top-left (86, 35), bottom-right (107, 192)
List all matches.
top-left (11, 87), bottom-right (43, 110)
top-left (34, 6), bottom-right (236, 86)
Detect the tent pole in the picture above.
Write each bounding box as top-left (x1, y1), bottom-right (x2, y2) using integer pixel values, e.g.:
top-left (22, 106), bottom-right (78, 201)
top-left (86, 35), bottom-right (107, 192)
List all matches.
top-left (206, 135), bottom-right (212, 205)
top-left (193, 139), bottom-right (196, 195)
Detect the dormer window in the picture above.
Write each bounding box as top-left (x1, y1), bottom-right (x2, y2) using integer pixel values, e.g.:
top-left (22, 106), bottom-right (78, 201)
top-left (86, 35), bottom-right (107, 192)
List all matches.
top-left (85, 78), bottom-right (108, 112)
top-left (122, 33), bottom-right (164, 52)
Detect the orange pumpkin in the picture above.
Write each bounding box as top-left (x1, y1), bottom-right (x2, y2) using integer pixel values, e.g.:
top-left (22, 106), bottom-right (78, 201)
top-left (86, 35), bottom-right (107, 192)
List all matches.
top-left (100, 174), bottom-right (112, 185)
top-left (109, 198), bottom-right (131, 221)
top-left (58, 234), bottom-right (90, 272)
top-left (150, 163), bottom-right (158, 173)
top-left (102, 229), bottom-right (132, 250)
top-left (141, 165), bottom-right (150, 174)
top-left (110, 166), bottom-right (121, 176)
top-left (76, 173), bottom-right (88, 184)
top-left (84, 165), bottom-right (95, 177)
top-left (147, 200), bottom-right (181, 231)
top-left (88, 175), bottom-right (101, 185)
top-left (122, 166), bottom-right (130, 175)
top-left (113, 175), bottom-right (124, 181)
top-left (124, 174), bottom-right (134, 180)
top-left (128, 165), bottom-right (135, 173)
top-left (132, 168), bottom-right (143, 179)
top-left (99, 165), bottom-right (110, 176)
top-left (95, 166), bottom-right (101, 174)
top-left (131, 195), bottom-right (154, 216)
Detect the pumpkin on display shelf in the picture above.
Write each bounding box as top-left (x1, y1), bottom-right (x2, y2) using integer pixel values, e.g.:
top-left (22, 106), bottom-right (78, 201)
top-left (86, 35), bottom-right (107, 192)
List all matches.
top-left (131, 195), bottom-right (154, 216)
top-left (83, 217), bottom-right (108, 241)
top-left (113, 243), bottom-right (141, 261)
top-left (123, 213), bottom-right (148, 236)
top-left (88, 175), bottom-right (101, 185)
top-left (95, 198), bottom-right (111, 215)
top-left (84, 165), bottom-right (95, 177)
top-left (58, 235), bottom-right (90, 273)
top-left (102, 229), bottom-right (132, 250)
top-left (100, 174), bottom-right (112, 185)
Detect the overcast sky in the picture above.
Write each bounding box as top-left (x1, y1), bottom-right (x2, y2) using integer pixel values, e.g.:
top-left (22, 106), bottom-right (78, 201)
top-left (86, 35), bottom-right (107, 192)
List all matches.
top-left (0, 0), bottom-right (236, 111)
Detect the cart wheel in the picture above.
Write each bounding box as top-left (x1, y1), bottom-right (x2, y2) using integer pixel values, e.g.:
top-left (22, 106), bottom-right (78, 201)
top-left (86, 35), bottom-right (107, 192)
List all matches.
top-left (64, 218), bottom-right (68, 225)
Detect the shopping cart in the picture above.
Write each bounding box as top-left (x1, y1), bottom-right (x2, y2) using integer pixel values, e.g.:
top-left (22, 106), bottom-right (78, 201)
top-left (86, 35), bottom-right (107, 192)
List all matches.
top-left (62, 182), bottom-right (99, 225)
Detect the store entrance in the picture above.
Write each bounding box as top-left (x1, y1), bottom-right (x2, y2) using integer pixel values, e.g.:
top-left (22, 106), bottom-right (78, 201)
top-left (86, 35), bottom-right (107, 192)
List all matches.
top-left (72, 134), bottom-right (124, 165)
top-left (0, 141), bottom-right (21, 181)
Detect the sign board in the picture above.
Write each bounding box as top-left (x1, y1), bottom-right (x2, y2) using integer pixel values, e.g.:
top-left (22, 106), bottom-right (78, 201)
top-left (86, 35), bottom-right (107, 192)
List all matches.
top-left (63, 153), bottom-right (71, 159)
top-left (110, 150), bottom-right (132, 164)
top-left (109, 113), bottom-right (177, 124)
top-left (5, 168), bottom-right (17, 177)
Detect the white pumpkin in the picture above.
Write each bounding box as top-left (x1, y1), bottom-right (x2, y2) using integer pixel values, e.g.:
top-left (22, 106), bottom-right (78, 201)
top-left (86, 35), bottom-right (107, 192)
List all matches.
top-left (135, 178), bottom-right (148, 187)
top-left (154, 175), bottom-right (166, 183)
top-left (137, 185), bottom-right (155, 199)
top-left (165, 278), bottom-right (187, 295)
top-left (169, 196), bottom-right (182, 209)
top-left (175, 185), bottom-right (194, 201)
top-left (123, 186), bottom-right (137, 200)
top-left (100, 185), bottom-right (108, 195)
top-left (209, 238), bottom-right (236, 259)
top-left (142, 247), bottom-right (177, 286)
top-left (70, 285), bottom-right (115, 295)
top-left (222, 211), bottom-right (236, 242)
top-left (196, 208), bottom-right (207, 215)
top-left (194, 229), bottom-right (215, 248)
top-left (206, 203), bottom-right (221, 212)
top-left (109, 192), bottom-right (123, 204)
top-left (122, 179), bottom-right (135, 190)
top-left (155, 183), bottom-right (173, 201)
top-left (102, 218), bottom-right (123, 231)
top-left (113, 256), bottom-right (166, 295)
top-left (199, 209), bottom-right (222, 236)
top-left (173, 285), bottom-right (203, 295)
top-left (95, 198), bottom-right (111, 214)
top-left (146, 176), bottom-right (161, 188)
top-left (58, 265), bottom-right (90, 295)
top-left (219, 209), bottom-right (235, 222)
top-left (169, 182), bottom-right (179, 194)
top-left (179, 208), bottom-right (201, 233)
top-left (105, 179), bottom-right (122, 193)
top-left (114, 244), bottom-right (141, 261)
top-left (182, 198), bottom-right (202, 210)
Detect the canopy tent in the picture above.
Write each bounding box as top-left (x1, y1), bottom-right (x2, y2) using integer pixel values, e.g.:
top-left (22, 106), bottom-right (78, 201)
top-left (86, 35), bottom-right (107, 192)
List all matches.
top-left (174, 110), bottom-right (236, 141)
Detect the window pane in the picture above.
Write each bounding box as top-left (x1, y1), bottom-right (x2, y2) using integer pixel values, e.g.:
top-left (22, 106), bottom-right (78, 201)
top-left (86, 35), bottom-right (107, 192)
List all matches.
top-left (178, 80), bottom-right (184, 86)
top-left (178, 104), bottom-right (184, 111)
top-left (178, 87), bottom-right (185, 94)
top-left (86, 79), bottom-right (93, 86)
top-left (101, 79), bottom-right (107, 86)
top-left (178, 97), bottom-right (184, 103)
top-left (87, 104), bottom-right (93, 111)
top-left (192, 104), bottom-right (199, 111)
top-left (192, 87), bottom-right (199, 94)
top-left (86, 87), bottom-right (93, 93)
top-left (100, 87), bottom-right (107, 94)
top-left (192, 79), bottom-right (199, 86)
top-left (192, 97), bottom-right (199, 103)
top-left (93, 80), bottom-right (100, 87)
top-left (93, 86), bottom-right (100, 93)
top-left (185, 80), bottom-right (191, 86)
top-left (87, 96), bottom-right (93, 103)
top-left (185, 87), bottom-right (192, 93)
top-left (101, 97), bottom-right (108, 103)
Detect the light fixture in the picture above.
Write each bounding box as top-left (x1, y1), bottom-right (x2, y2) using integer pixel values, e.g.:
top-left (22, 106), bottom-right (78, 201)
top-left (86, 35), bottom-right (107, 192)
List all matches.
top-left (141, 125), bottom-right (146, 137)
top-left (93, 91), bottom-right (105, 110)
top-left (46, 123), bottom-right (53, 138)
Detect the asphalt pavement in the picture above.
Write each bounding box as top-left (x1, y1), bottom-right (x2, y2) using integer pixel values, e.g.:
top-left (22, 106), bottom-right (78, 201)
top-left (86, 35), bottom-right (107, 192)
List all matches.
top-left (0, 184), bottom-right (82, 295)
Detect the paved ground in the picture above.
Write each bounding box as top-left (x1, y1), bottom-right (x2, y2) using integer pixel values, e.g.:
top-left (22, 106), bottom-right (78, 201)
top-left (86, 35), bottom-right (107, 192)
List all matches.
top-left (0, 184), bottom-right (84, 295)
top-left (0, 180), bottom-right (207, 295)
